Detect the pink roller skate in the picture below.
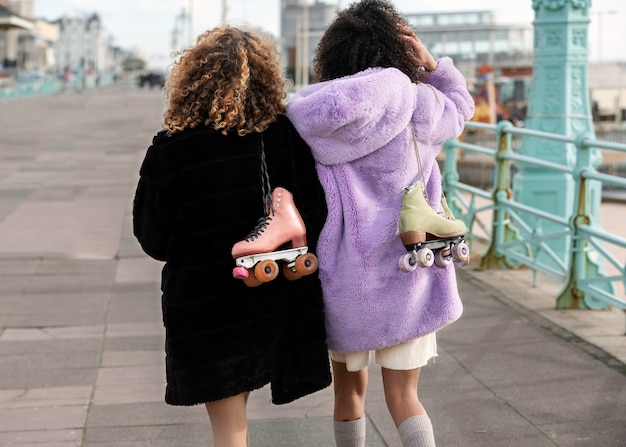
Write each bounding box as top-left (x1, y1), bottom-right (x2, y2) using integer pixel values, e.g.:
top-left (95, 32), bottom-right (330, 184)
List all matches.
top-left (231, 187), bottom-right (319, 287)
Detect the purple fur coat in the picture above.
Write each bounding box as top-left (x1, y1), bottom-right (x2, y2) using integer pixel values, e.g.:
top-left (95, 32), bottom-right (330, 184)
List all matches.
top-left (286, 57), bottom-right (475, 352)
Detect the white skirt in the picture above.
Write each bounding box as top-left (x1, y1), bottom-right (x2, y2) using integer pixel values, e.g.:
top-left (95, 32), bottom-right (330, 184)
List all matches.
top-left (329, 332), bottom-right (438, 372)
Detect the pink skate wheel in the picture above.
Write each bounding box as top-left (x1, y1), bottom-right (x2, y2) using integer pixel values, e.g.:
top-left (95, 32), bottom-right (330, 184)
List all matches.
top-left (232, 266), bottom-right (249, 279)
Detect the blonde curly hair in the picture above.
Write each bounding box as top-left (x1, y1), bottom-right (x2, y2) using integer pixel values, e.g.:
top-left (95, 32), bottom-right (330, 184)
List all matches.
top-left (163, 26), bottom-right (288, 136)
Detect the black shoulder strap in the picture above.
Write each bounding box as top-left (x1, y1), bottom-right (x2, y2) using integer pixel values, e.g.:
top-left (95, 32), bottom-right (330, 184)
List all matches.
top-left (258, 135), bottom-right (274, 215)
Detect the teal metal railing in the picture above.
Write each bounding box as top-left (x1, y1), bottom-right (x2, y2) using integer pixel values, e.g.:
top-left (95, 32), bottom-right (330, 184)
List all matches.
top-left (0, 79), bottom-right (63, 100)
top-left (442, 121), bottom-right (626, 320)
top-left (0, 72), bottom-right (117, 101)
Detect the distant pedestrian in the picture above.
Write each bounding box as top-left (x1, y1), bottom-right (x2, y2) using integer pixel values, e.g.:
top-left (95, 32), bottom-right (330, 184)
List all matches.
top-left (132, 26), bottom-right (331, 447)
top-left (286, 1), bottom-right (475, 446)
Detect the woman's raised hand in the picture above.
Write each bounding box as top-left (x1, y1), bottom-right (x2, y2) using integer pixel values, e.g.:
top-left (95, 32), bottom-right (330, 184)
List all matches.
top-left (398, 23), bottom-right (437, 72)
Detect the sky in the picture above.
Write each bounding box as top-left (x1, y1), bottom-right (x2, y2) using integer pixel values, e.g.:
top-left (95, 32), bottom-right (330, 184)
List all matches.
top-left (33, 0), bottom-right (626, 70)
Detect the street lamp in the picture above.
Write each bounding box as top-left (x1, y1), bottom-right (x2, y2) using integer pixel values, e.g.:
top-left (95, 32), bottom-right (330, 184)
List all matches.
top-left (295, 1), bottom-right (310, 91)
top-left (188, 0), bottom-right (194, 42)
top-left (222, 0), bottom-right (228, 26)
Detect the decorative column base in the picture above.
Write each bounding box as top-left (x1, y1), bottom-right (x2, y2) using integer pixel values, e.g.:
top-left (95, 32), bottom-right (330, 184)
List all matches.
top-left (513, 171), bottom-right (574, 265)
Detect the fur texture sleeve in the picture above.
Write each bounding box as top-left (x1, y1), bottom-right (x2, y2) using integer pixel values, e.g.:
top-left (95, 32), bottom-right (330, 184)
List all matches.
top-left (412, 57), bottom-right (475, 145)
top-left (132, 139), bottom-right (174, 261)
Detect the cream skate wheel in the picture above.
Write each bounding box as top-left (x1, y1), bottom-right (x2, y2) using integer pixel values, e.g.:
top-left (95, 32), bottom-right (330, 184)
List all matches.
top-left (452, 242), bottom-right (470, 266)
top-left (243, 270), bottom-right (262, 287)
top-left (295, 253), bottom-right (318, 276)
top-left (399, 253), bottom-right (417, 272)
top-left (434, 249), bottom-right (453, 268)
top-left (255, 260), bottom-right (279, 282)
top-left (283, 264), bottom-right (302, 281)
top-left (416, 248), bottom-right (434, 268)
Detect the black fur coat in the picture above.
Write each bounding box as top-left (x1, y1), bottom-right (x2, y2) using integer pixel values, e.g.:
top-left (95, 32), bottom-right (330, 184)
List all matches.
top-left (133, 115), bottom-right (331, 406)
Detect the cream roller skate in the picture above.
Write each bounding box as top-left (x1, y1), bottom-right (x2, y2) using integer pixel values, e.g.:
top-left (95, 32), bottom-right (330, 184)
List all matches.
top-left (232, 187), bottom-right (319, 287)
top-left (398, 181), bottom-right (470, 272)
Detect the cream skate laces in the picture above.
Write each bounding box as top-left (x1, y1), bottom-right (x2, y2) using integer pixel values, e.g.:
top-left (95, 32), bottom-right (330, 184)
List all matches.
top-left (411, 124), bottom-right (429, 203)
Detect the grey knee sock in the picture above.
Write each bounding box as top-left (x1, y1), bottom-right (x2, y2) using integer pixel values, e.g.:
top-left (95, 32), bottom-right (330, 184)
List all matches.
top-left (333, 416), bottom-right (366, 447)
top-left (398, 415), bottom-right (436, 447)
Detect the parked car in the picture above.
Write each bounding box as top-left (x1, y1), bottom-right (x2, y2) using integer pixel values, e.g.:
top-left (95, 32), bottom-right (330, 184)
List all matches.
top-left (138, 72), bottom-right (165, 89)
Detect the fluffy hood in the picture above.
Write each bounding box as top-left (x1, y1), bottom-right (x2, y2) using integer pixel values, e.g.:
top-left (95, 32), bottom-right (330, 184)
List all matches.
top-left (287, 57), bottom-right (474, 167)
top-left (287, 67), bottom-right (414, 165)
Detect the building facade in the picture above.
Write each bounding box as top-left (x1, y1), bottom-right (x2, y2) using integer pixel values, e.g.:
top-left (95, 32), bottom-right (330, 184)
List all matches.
top-left (0, 0), bottom-right (33, 74)
top-left (278, 4), bottom-right (536, 109)
top-left (54, 14), bottom-right (111, 80)
top-left (280, 0), bottom-right (337, 88)
top-left (588, 62), bottom-right (626, 128)
top-left (406, 10), bottom-right (534, 72)
top-left (405, 10), bottom-right (534, 124)
top-left (0, 0), bottom-right (127, 86)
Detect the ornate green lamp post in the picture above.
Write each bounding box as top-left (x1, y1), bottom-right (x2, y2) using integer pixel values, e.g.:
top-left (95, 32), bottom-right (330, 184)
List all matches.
top-left (514, 0), bottom-right (602, 264)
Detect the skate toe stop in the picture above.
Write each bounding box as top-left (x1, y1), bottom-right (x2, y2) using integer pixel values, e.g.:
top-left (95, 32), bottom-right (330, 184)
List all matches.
top-left (233, 266), bottom-right (249, 279)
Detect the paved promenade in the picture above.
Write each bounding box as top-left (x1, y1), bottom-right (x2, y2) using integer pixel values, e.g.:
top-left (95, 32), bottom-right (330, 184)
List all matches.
top-left (0, 84), bottom-right (624, 446)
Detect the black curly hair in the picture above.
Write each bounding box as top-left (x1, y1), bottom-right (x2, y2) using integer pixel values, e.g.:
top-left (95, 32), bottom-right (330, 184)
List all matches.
top-left (314, 0), bottom-right (426, 83)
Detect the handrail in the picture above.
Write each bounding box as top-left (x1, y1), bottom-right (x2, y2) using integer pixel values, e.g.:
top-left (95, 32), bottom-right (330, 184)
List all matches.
top-left (0, 79), bottom-right (64, 100)
top-left (443, 121), bottom-right (626, 322)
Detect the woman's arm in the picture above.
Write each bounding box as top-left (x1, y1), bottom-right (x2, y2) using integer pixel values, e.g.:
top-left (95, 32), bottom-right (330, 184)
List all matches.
top-left (132, 144), bottom-right (174, 261)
